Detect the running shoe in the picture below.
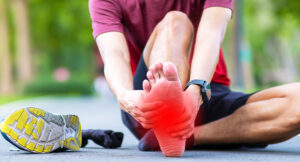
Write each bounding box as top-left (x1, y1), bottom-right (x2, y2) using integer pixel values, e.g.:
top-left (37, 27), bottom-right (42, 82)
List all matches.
top-left (0, 107), bottom-right (82, 153)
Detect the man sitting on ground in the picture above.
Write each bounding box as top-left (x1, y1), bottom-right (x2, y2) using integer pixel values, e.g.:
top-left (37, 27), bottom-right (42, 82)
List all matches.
top-left (89, 0), bottom-right (300, 157)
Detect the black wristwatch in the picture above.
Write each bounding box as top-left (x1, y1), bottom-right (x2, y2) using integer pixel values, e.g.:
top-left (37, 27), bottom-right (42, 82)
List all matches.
top-left (184, 79), bottom-right (211, 103)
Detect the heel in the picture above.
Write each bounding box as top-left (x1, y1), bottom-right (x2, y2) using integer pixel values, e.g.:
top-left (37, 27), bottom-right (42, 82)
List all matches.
top-left (154, 128), bottom-right (185, 157)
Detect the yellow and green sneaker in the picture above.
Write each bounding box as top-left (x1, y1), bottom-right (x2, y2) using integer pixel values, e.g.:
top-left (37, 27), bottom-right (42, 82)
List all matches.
top-left (0, 107), bottom-right (82, 153)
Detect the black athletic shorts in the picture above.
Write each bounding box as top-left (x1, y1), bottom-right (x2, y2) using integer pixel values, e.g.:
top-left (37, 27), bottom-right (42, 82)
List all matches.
top-left (121, 56), bottom-right (264, 148)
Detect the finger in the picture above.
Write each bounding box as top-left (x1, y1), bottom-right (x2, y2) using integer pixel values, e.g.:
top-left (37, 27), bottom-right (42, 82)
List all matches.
top-left (139, 102), bottom-right (164, 112)
top-left (170, 110), bottom-right (191, 126)
top-left (141, 123), bottom-right (152, 129)
top-left (136, 116), bottom-right (157, 125)
top-left (141, 105), bottom-right (167, 118)
top-left (167, 119), bottom-right (193, 133)
top-left (136, 118), bottom-right (151, 129)
top-left (136, 115), bottom-right (162, 125)
top-left (145, 114), bottom-right (165, 124)
top-left (173, 130), bottom-right (193, 140)
top-left (184, 129), bottom-right (194, 140)
top-left (133, 106), bottom-right (166, 123)
top-left (169, 125), bottom-right (193, 137)
top-left (186, 129), bottom-right (194, 139)
top-left (132, 109), bottom-right (144, 117)
top-left (140, 120), bottom-right (153, 129)
top-left (170, 127), bottom-right (194, 139)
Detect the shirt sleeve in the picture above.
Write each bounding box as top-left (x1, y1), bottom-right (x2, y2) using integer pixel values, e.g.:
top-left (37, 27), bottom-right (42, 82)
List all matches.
top-left (89, 0), bottom-right (123, 39)
top-left (203, 0), bottom-right (234, 11)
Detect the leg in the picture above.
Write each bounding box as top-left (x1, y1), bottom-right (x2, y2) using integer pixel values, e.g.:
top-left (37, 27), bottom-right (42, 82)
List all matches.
top-left (194, 83), bottom-right (300, 146)
top-left (143, 11), bottom-right (194, 87)
top-left (122, 11), bottom-right (194, 140)
top-left (135, 11), bottom-right (196, 156)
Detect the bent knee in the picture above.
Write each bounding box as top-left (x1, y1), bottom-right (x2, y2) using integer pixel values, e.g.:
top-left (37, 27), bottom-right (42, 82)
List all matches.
top-left (158, 11), bottom-right (194, 34)
top-left (164, 11), bottom-right (190, 22)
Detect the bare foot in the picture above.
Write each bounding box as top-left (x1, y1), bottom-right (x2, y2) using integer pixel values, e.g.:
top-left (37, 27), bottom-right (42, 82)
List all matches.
top-left (140, 62), bottom-right (192, 157)
top-left (143, 62), bottom-right (182, 106)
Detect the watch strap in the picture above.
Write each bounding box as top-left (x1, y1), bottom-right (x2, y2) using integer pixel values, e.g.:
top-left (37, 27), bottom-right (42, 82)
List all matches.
top-left (184, 79), bottom-right (210, 103)
top-left (184, 79), bottom-right (206, 91)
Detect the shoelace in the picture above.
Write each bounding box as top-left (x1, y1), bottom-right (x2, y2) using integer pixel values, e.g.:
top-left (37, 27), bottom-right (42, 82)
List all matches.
top-left (60, 115), bottom-right (66, 148)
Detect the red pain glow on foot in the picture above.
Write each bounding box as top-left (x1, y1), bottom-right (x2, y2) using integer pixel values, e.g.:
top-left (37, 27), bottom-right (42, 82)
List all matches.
top-left (139, 81), bottom-right (199, 157)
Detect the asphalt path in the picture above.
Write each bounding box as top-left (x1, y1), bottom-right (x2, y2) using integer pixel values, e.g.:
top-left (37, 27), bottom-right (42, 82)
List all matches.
top-left (0, 96), bottom-right (300, 162)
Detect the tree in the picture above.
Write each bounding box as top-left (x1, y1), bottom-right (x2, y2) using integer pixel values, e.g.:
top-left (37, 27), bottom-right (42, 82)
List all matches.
top-left (0, 0), bottom-right (13, 94)
top-left (243, 0), bottom-right (300, 86)
top-left (11, 0), bottom-right (33, 87)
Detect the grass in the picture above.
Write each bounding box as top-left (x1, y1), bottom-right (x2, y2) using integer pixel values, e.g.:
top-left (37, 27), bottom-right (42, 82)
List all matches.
top-left (0, 95), bottom-right (37, 105)
top-left (0, 93), bottom-right (95, 106)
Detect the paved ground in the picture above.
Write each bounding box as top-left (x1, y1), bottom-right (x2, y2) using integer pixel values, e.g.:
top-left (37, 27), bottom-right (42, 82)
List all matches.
top-left (1, 96), bottom-right (300, 162)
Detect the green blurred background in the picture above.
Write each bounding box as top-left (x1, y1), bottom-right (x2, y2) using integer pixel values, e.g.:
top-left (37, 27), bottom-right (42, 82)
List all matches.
top-left (0, 0), bottom-right (300, 104)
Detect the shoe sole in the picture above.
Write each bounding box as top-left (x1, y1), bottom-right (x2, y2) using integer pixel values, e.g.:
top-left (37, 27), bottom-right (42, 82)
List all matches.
top-left (0, 107), bottom-right (82, 153)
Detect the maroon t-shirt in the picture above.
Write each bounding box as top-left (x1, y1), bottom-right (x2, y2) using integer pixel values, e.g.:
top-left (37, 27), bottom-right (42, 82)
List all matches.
top-left (89, 0), bottom-right (232, 86)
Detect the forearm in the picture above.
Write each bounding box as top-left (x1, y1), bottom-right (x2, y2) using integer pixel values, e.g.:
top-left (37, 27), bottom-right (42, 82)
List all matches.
top-left (186, 35), bottom-right (221, 108)
top-left (186, 7), bottom-right (231, 106)
top-left (96, 32), bottom-right (133, 101)
top-left (190, 7), bottom-right (231, 83)
top-left (103, 53), bottom-right (133, 99)
top-left (190, 34), bottom-right (222, 82)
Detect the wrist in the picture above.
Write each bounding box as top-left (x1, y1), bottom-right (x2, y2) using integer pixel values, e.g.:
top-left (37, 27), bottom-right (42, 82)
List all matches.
top-left (186, 84), bottom-right (201, 94)
top-left (185, 79), bottom-right (212, 104)
top-left (116, 89), bottom-right (131, 112)
top-left (116, 88), bottom-right (130, 101)
top-left (185, 85), bottom-right (203, 107)
top-left (116, 89), bottom-right (142, 116)
top-left (117, 91), bottom-right (133, 115)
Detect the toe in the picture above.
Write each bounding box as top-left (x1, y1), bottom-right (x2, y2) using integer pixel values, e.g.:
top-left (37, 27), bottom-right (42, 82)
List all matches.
top-left (163, 62), bottom-right (178, 81)
top-left (149, 64), bottom-right (160, 80)
top-left (156, 62), bottom-right (164, 78)
top-left (143, 80), bottom-right (151, 92)
top-left (147, 71), bottom-right (155, 87)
